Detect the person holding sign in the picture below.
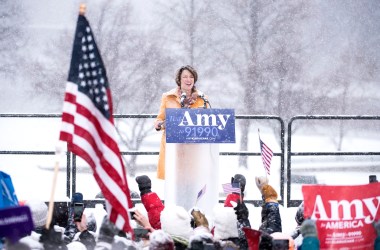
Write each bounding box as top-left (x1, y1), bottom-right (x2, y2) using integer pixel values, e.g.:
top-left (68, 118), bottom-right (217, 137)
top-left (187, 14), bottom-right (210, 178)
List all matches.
top-left (154, 65), bottom-right (210, 179)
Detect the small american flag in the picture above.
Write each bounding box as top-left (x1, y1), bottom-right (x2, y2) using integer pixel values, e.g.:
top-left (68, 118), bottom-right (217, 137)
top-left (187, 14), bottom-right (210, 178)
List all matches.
top-left (196, 184), bottom-right (206, 202)
top-left (222, 182), bottom-right (241, 194)
top-left (260, 138), bottom-right (273, 176)
top-left (59, 14), bottom-right (133, 234)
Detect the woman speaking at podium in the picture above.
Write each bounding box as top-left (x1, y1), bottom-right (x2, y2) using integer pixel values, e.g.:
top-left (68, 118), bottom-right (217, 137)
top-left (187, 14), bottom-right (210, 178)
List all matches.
top-left (154, 65), bottom-right (210, 180)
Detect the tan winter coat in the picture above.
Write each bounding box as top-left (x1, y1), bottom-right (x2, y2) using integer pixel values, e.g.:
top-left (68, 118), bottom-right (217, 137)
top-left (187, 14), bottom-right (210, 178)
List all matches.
top-left (155, 87), bottom-right (209, 179)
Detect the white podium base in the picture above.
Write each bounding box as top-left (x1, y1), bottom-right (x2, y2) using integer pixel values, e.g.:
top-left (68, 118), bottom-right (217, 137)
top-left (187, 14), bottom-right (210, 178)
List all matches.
top-left (165, 143), bottom-right (219, 215)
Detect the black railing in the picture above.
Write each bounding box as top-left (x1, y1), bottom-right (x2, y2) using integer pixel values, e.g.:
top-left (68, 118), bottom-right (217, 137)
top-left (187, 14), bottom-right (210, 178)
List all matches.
top-left (0, 113), bottom-right (285, 207)
top-left (287, 115), bottom-right (380, 207)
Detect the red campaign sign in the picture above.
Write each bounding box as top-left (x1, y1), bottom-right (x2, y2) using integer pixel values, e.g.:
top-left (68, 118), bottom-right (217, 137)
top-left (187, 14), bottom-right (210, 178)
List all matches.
top-left (302, 182), bottom-right (380, 250)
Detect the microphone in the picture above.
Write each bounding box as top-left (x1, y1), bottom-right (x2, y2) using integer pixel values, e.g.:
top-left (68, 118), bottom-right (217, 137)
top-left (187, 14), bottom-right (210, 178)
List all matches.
top-left (197, 91), bottom-right (211, 108)
top-left (180, 92), bottom-right (187, 108)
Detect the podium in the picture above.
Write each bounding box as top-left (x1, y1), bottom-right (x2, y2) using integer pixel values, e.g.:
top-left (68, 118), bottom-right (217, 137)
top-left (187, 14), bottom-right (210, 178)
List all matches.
top-left (164, 109), bottom-right (235, 215)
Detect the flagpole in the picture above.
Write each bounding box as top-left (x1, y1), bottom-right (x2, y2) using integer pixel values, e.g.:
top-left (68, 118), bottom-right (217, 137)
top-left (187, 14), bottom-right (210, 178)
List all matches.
top-left (46, 4), bottom-right (87, 230)
top-left (45, 145), bottom-right (64, 229)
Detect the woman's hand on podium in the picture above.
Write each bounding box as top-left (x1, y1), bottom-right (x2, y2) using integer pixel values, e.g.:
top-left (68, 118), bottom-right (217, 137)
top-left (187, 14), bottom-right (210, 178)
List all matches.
top-left (155, 121), bottom-right (165, 131)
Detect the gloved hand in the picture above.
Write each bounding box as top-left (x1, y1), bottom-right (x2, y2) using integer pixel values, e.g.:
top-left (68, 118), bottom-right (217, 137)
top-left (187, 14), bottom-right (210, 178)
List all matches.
top-left (135, 175), bottom-right (152, 196)
top-left (231, 174), bottom-right (246, 193)
top-left (234, 199), bottom-right (249, 221)
top-left (97, 216), bottom-right (119, 244)
top-left (40, 225), bottom-right (67, 250)
top-left (191, 208), bottom-right (209, 229)
top-left (255, 176), bottom-right (269, 192)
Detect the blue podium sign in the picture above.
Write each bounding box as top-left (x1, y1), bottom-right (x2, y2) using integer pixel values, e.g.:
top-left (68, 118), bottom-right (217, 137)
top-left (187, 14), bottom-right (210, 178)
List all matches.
top-left (165, 108), bottom-right (235, 143)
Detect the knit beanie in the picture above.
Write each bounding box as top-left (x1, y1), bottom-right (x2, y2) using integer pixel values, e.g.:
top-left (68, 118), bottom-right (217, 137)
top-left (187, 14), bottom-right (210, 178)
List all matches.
top-left (301, 219), bottom-right (318, 238)
top-left (149, 230), bottom-right (175, 250)
top-left (212, 206), bottom-right (239, 240)
top-left (25, 200), bottom-right (48, 228)
top-left (160, 205), bottom-right (193, 240)
top-left (67, 241), bottom-right (87, 250)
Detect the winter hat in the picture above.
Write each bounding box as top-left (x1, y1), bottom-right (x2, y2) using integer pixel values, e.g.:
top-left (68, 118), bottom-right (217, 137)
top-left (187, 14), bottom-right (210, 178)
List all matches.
top-left (160, 205), bottom-right (193, 239)
top-left (149, 229), bottom-right (175, 250)
top-left (113, 235), bottom-right (137, 249)
top-left (295, 202), bottom-right (304, 226)
top-left (301, 219), bottom-right (318, 238)
top-left (67, 241), bottom-right (87, 250)
top-left (262, 184), bottom-right (278, 201)
top-left (72, 192), bottom-right (83, 204)
top-left (25, 200), bottom-right (48, 228)
top-left (271, 232), bottom-right (295, 250)
top-left (255, 176), bottom-right (269, 191)
top-left (212, 206), bottom-right (239, 240)
top-left (190, 225), bottom-right (213, 246)
top-left (232, 174), bottom-right (246, 192)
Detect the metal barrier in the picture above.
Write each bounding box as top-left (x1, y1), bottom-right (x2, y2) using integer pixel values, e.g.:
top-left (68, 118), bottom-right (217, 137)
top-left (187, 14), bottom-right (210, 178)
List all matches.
top-left (3, 114), bottom-right (379, 207)
top-left (287, 115), bottom-right (380, 207)
top-left (0, 113), bottom-right (285, 207)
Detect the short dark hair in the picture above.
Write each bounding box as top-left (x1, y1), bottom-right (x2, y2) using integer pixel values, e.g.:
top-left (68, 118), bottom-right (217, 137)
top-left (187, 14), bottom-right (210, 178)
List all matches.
top-left (175, 65), bottom-right (198, 87)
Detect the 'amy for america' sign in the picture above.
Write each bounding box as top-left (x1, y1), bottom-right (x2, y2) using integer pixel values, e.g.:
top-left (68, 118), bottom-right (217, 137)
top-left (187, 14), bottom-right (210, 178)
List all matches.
top-left (302, 182), bottom-right (380, 250)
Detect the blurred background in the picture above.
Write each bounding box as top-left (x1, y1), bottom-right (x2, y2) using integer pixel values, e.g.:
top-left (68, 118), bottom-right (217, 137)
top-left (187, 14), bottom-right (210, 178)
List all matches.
top-left (0, 0), bottom-right (379, 202)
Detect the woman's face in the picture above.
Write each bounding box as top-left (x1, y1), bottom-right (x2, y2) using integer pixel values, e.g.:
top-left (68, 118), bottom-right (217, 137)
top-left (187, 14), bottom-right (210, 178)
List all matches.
top-left (180, 69), bottom-right (195, 93)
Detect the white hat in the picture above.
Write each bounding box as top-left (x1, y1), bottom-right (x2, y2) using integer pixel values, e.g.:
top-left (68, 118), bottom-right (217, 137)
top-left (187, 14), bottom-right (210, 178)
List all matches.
top-left (25, 200), bottom-right (48, 228)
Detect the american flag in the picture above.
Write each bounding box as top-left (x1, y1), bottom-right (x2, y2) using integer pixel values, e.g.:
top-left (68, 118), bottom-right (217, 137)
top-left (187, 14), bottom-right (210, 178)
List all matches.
top-left (196, 184), bottom-right (206, 202)
top-left (59, 14), bottom-right (133, 234)
top-left (222, 182), bottom-right (241, 194)
top-left (260, 138), bottom-right (273, 176)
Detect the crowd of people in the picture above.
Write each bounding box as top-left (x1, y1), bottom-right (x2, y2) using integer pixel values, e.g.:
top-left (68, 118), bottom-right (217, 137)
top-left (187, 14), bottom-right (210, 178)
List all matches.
top-left (3, 173), bottom-right (379, 250)
top-left (2, 64), bottom-right (379, 249)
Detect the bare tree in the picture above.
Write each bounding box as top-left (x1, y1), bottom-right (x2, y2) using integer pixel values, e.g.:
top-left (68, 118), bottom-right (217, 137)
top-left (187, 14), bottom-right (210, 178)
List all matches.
top-left (28, 1), bottom-right (172, 176)
top-left (207, 0), bottom-right (310, 167)
top-left (0, 0), bottom-right (26, 75)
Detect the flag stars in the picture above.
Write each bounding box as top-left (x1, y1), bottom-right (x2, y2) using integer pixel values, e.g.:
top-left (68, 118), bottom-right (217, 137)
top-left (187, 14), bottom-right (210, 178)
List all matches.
top-left (91, 62), bottom-right (96, 68)
top-left (89, 53), bottom-right (95, 59)
top-left (86, 27), bottom-right (91, 33)
top-left (87, 35), bottom-right (92, 41)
